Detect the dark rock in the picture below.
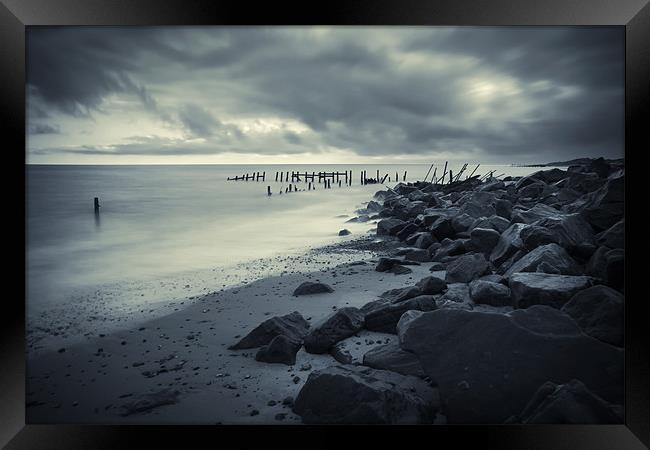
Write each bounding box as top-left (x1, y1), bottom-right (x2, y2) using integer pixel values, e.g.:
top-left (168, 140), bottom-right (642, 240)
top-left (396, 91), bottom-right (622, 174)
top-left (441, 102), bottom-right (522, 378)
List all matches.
top-left (585, 246), bottom-right (610, 280)
top-left (414, 233), bottom-right (435, 249)
top-left (330, 342), bottom-right (353, 364)
top-left (520, 226), bottom-right (560, 250)
top-left (470, 216), bottom-right (511, 234)
top-left (445, 253), bottom-right (490, 283)
top-left (397, 307), bottom-right (623, 423)
top-left (589, 157), bottom-right (613, 178)
top-left (577, 175), bottom-right (624, 231)
top-left (430, 217), bottom-right (455, 240)
top-left (451, 213), bottom-right (475, 233)
top-left (377, 218), bottom-right (407, 236)
top-left (495, 199), bottom-right (513, 220)
top-left (568, 242), bottom-right (597, 262)
top-left (293, 365), bottom-right (439, 424)
top-left (503, 243), bottom-right (582, 278)
top-left (513, 204), bottom-right (562, 224)
top-left (534, 213), bottom-right (595, 248)
top-left (359, 299), bottom-right (390, 316)
top-left (470, 227), bottom-right (501, 254)
top-left (385, 286), bottom-right (422, 303)
top-left (389, 265), bottom-right (413, 275)
top-left (396, 223), bottom-right (419, 241)
top-left (561, 285), bottom-right (623, 346)
top-left (509, 273), bottom-right (593, 309)
top-left (432, 239), bottom-right (467, 261)
top-left (490, 223), bottom-right (530, 267)
top-left (338, 229), bottom-right (351, 236)
top-left (429, 262), bottom-right (446, 272)
top-left (597, 219), bottom-right (624, 249)
top-left (293, 282), bottom-right (334, 296)
top-left (415, 276), bottom-right (447, 295)
top-left (518, 181), bottom-right (547, 199)
top-left (255, 335), bottom-right (301, 365)
top-left (509, 379), bottom-right (622, 424)
top-left (375, 257), bottom-right (402, 272)
top-left (469, 280), bottom-right (512, 306)
top-left (229, 311), bottom-right (310, 350)
top-left (437, 283), bottom-right (471, 310)
top-left (304, 308), bottom-right (365, 354)
top-left (363, 341), bottom-right (426, 377)
top-left (365, 295), bottom-right (437, 333)
top-left (403, 248), bottom-right (430, 262)
top-left (536, 261), bottom-right (561, 274)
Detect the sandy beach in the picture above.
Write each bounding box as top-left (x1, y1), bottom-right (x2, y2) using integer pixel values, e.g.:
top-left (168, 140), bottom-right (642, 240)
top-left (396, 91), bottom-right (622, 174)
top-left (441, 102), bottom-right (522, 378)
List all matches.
top-left (27, 232), bottom-right (436, 424)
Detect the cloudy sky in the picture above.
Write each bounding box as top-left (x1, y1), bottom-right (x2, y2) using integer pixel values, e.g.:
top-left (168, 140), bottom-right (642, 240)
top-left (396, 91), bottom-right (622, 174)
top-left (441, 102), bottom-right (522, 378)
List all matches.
top-left (26, 27), bottom-right (624, 165)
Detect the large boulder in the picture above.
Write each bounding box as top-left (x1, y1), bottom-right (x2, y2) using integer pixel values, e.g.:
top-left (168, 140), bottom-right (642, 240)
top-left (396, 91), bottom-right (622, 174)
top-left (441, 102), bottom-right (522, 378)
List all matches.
top-left (509, 273), bottom-right (593, 309)
top-left (363, 341), bottom-right (426, 377)
top-left (470, 216), bottom-right (511, 234)
top-left (533, 213), bottom-right (596, 248)
top-left (437, 283), bottom-right (472, 310)
top-left (490, 223), bottom-right (530, 267)
top-left (293, 365), bottom-right (440, 424)
top-left (503, 243), bottom-right (582, 278)
top-left (414, 232), bottom-right (435, 249)
top-left (451, 213), bottom-right (476, 234)
top-left (377, 218), bottom-right (407, 236)
top-left (469, 227), bottom-right (501, 254)
top-left (303, 307), bottom-right (365, 354)
top-left (445, 253), bottom-right (490, 283)
top-left (577, 175), bottom-right (624, 231)
top-left (469, 280), bottom-right (512, 306)
top-left (415, 276), bottom-right (447, 295)
top-left (229, 311), bottom-right (310, 349)
top-left (396, 223), bottom-right (419, 241)
top-left (365, 295), bottom-right (437, 333)
top-left (585, 246), bottom-right (610, 280)
top-left (520, 225), bottom-right (560, 250)
top-left (507, 379), bottom-right (622, 424)
top-left (397, 307), bottom-right (623, 423)
top-left (597, 219), bottom-right (624, 250)
top-left (561, 285), bottom-right (623, 347)
top-left (255, 335), bottom-right (301, 365)
top-left (430, 217), bottom-right (456, 240)
top-left (460, 201), bottom-right (496, 219)
top-left (512, 204), bottom-right (562, 224)
top-left (293, 281), bottom-right (334, 296)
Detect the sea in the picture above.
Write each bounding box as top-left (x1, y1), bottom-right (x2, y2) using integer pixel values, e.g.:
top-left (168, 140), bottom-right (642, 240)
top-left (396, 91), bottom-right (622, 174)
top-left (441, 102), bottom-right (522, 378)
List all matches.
top-left (26, 163), bottom-right (548, 345)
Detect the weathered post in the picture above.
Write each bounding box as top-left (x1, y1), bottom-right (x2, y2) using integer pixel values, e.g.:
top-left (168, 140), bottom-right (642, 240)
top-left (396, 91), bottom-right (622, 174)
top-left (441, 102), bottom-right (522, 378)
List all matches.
top-left (403, 171), bottom-right (407, 181)
top-left (94, 197), bottom-right (100, 213)
top-left (275, 172), bottom-right (279, 182)
top-left (338, 180), bottom-right (342, 187)
top-left (267, 186), bottom-right (272, 196)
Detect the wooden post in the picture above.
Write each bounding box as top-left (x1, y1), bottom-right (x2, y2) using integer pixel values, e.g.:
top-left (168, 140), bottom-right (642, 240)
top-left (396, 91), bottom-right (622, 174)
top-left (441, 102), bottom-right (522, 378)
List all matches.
top-left (275, 172), bottom-right (279, 182)
top-left (403, 171), bottom-right (407, 181)
top-left (94, 197), bottom-right (100, 213)
top-left (395, 171), bottom-right (398, 182)
top-left (267, 186), bottom-right (271, 196)
top-left (338, 180), bottom-right (342, 187)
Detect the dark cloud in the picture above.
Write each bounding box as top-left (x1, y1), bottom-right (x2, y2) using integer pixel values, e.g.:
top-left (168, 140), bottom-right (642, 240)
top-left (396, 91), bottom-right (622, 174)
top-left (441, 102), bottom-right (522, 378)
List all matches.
top-left (27, 27), bottom-right (624, 162)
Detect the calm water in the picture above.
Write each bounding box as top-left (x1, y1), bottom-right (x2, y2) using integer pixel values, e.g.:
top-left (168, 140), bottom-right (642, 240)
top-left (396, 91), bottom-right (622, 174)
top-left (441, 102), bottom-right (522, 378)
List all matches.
top-left (26, 163), bottom-right (543, 317)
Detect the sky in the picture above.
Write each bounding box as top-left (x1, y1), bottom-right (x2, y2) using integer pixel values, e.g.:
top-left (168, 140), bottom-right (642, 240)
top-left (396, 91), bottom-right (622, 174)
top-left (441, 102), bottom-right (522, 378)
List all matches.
top-left (26, 27), bottom-right (624, 165)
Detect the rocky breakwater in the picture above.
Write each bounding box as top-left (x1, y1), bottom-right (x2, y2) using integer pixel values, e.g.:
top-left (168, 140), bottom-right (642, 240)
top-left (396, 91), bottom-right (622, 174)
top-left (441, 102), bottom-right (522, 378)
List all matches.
top-left (233, 158), bottom-right (625, 424)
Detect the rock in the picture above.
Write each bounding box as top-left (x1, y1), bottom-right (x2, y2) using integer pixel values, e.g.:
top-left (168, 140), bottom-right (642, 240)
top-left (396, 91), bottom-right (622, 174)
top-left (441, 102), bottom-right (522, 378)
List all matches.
top-left (293, 282), bottom-right (334, 296)
top-left (377, 218), bottom-right (407, 236)
top-left (330, 342), bottom-right (354, 364)
top-left (512, 204), bottom-right (562, 224)
top-left (490, 223), bottom-right (530, 267)
top-left (397, 307), bottom-right (623, 423)
top-left (503, 243), bottom-right (582, 278)
top-left (338, 229), bottom-right (351, 236)
top-left (432, 239), bottom-right (467, 261)
top-left (445, 253), bottom-right (490, 283)
top-left (359, 299), bottom-right (389, 316)
top-left (589, 157), bottom-right (613, 178)
top-left (303, 307), bottom-right (365, 354)
top-left (451, 213), bottom-right (475, 233)
top-left (495, 199), bottom-right (513, 220)
top-left (403, 248), bottom-right (430, 262)
top-left (469, 280), bottom-right (512, 306)
top-left (520, 226), bottom-right (559, 250)
top-left (568, 243), bottom-right (597, 263)
top-left (536, 261), bottom-right (561, 274)
top-left (509, 273), bottom-right (593, 309)
top-left (561, 285), bottom-right (623, 347)
top-left (365, 295), bottom-right (437, 334)
top-left (396, 223), bottom-right (419, 241)
top-left (597, 219), bottom-right (624, 249)
top-left (229, 311), bottom-right (310, 350)
top-left (518, 181), bottom-right (547, 199)
top-left (385, 286), bottom-right (422, 303)
top-left (605, 249), bottom-right (624, 291)
top-left (578, 175), bottom-right (624, 231)
top-left (389, 265), bottom-right (413, 275)
top-left (509, 379), bottom-right (622, 424)
top-left (565, 171), bottom-right (604, 193)
top-left (293, 365), bottom-right (439, 424)
top-left (437, 283), bottom-right (471, 309)
top-left (586, 246), bottom-right (610, 280)
top-left (460, 201), bottom-right (496, 219)
top-left (469, 227), bottom-right (501, 254)
top-left (470, 216), bottom-right (511, 234)
top-left (429, 262), bottom-right (446, 272)
top-left (119, 389), bottom-right (180, 416)
top-left (255, 335), bottom-right (302, 365)
top-left (414, 233), bottom-right (435, 249)
top-left (534, 213), bottom-right (595, 248)
top-left (415, 276), bottom-right (447, 295)
top-left (363, 341), bottom-right (426, 377)
top-left (375, 257), bottom-right (403, 272)
top-left (430, 217), bottom-right (455, 240)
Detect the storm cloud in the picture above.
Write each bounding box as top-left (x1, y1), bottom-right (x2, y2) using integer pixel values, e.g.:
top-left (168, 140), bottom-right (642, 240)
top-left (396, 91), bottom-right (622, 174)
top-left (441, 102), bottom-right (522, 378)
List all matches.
top-left (26, 27), bottom-right (624, 163)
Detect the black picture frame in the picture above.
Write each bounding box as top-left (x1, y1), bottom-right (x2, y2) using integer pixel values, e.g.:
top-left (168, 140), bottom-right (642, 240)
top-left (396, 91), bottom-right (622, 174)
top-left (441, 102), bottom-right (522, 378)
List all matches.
top-left (1, 0), bottom-right (648, 448)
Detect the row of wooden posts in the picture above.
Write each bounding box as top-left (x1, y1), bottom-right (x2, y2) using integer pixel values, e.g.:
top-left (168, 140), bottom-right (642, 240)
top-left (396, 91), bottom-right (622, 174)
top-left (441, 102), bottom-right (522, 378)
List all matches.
top-left (228, 170), bottom-right (408, 184)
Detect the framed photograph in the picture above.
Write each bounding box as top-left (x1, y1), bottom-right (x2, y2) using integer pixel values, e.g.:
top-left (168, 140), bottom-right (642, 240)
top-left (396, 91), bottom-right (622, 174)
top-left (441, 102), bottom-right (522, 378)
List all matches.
top-left (2, 0), bottom-right (648, 448)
